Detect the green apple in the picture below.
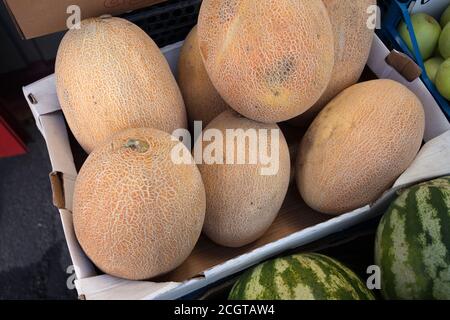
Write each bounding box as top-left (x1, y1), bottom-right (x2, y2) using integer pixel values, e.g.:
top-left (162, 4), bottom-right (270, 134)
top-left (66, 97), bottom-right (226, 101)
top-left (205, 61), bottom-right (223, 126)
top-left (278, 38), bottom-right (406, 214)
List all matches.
top-left (424, 56), bottom-right (444, 83)
top-left (441, 5), bottom-right (450, 28)
top-left (439, 23), bottom-right (450, 59)
top-left (398, 13), bottom-right (442, 60)
top-left (436, 58), bottom-right (450, 100)
top-left (434, 44), bottom-right (443, 58)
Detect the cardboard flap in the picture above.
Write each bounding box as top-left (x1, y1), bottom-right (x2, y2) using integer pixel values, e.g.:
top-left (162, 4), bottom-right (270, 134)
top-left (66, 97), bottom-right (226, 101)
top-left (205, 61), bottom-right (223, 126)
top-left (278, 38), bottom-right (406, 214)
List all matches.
top-left (23, 77), bottom-right (77, 176)
top-left (22, 75), bottom-right (59, 134)
top-left (394, 130), bottom-right (450, 188)
top-left (49, 171), bottom-right (76, 211)
top-left (385, 50), bottom-right (422, 82)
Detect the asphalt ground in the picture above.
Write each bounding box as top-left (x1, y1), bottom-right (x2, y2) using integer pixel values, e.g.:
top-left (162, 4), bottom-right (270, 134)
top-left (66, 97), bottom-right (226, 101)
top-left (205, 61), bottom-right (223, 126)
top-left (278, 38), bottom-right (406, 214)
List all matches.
top-left (0, 121), bottom-right (77, 299)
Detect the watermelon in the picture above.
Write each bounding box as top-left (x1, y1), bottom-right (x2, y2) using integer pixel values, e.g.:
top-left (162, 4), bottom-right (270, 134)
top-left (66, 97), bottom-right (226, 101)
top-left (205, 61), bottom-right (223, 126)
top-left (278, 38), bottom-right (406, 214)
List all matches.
top-left (228, 253), bottom-right (375, 300)
top-left (375, 176), bottom-right (450, 300)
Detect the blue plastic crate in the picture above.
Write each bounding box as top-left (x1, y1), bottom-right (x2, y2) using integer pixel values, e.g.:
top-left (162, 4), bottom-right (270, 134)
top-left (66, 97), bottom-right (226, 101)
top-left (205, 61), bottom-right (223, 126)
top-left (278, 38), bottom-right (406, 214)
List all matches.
top-left (378, 0), bottom-right (450, 120)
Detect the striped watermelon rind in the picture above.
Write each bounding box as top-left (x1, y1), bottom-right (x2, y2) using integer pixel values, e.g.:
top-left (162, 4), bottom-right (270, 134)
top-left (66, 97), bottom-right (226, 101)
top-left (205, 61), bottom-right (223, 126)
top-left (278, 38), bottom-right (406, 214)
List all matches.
top-left (375, 176), bottom-right (450, 300)
top-left (228, 253), bottom-right (375, 300)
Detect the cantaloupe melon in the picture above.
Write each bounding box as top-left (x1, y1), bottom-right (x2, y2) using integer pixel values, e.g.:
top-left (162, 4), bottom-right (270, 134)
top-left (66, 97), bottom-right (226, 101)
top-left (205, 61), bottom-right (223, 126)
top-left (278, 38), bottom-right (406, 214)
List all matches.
top-left (196, 110), bottom-right (290, 247)
top-left (177, 25), bottom-right (228, 126)
top-left (290, 0), bottom-right (375, 127)
top-left (73, 128), bottom-right (205, 280)
top-left (197, 0), bottom-right (334, 123)
top-left (296, 80), bottom-right (425, 215)
top-left (55, 17), bottom-right (187, 153)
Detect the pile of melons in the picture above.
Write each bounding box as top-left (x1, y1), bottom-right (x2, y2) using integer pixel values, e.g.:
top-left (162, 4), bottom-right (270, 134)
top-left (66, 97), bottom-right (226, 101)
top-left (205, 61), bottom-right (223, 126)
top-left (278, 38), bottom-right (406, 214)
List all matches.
top-left (55, 0), bottom-right (425, 280)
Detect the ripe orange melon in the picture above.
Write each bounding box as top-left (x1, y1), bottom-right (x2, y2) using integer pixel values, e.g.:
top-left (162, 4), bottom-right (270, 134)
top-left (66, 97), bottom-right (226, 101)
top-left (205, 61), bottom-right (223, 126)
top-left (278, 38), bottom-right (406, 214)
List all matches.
top-left (177, 25), bottom-right (228, 126)
top-left (196, 110), bottom-right (290, 247)
top-left (296, 80), bottom-right (425, 215)
top-left (197, 0), bottom-right (334, 123)
top-left (55, 17), bottom-right (187, 153)
top-left (290, 0), bottom-right (376, 127)
top-left (73, 128), bottom-right (205, 280)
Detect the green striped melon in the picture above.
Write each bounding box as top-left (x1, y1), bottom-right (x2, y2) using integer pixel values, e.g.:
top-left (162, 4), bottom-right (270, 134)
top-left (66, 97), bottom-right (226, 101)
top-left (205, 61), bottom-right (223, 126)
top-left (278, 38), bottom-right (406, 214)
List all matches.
top-left (375, 176), bottom-right (450, 300)
top-left (229, 253), bottom-right (375, 300)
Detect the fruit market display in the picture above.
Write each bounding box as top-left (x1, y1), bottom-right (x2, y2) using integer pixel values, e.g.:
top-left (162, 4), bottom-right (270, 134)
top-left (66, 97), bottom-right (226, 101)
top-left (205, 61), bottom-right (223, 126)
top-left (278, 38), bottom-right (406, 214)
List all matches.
top-left (228, 253), bottom-right (375, 300)
top-left (398, 5), bottom-right (450, 101)
top-left (50, 0), bottom-right (450, 300)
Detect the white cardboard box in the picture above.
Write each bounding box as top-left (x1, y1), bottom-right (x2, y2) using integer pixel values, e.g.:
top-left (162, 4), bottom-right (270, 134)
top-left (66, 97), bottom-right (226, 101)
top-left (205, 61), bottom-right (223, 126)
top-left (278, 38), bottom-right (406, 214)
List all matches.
top-left (410, 0), bottom-right (450, 16)
top-left (23, 35), bottom-right (450, 300)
